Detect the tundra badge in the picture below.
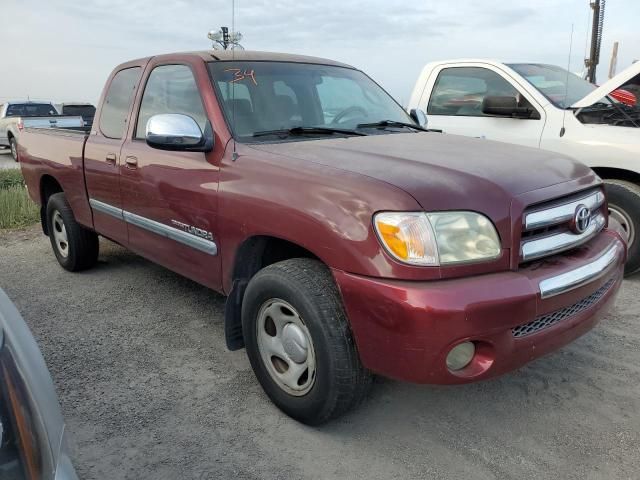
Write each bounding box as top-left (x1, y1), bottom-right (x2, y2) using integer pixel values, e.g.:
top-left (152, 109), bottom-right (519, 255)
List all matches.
top-left (171, 220), bottom-right (214, 241)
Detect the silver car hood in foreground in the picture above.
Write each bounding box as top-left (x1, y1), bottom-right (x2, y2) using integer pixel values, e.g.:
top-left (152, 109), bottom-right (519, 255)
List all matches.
top-left (0, 289), bottom-right (78, 480)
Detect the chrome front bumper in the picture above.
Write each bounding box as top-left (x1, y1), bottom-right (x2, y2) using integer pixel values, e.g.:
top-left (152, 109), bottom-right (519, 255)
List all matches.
top-left (539, 241), bottom-right (623, 298)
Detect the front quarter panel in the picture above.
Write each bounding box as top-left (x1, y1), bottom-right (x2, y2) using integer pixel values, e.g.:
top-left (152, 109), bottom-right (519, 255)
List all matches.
top-left (219, 143), bottom-right (428, 292)
top-left (540, 114), bottom-right (640, 173)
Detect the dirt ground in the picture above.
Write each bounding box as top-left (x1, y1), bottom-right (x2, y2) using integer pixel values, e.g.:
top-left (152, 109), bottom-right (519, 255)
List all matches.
top-left (1, 226), bottom-right (639, 480)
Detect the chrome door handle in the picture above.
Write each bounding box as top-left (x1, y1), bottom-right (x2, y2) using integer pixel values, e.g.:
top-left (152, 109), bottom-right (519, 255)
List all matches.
top-left (125, 156), bottom-right (138, 168)
top-left (105, 153), bottom-right (117, 165)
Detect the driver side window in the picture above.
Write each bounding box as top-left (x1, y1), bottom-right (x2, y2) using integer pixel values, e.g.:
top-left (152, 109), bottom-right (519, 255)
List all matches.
top-left (135, 64), bottom-right (206, 139)
top-left (428, 67), bottom-right (533, 117)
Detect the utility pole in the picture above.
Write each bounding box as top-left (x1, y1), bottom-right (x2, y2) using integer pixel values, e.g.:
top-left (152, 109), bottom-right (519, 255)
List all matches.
top-left (608, 41), bottom-right (618, 79)
top-left (584, 0), bottom-right (606, 84)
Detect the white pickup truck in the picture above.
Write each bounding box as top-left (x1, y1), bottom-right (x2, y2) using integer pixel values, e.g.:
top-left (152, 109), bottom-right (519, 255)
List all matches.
top-left (0, 101), bottom-right (84, 161)
top-left (408, 60), bottom-right (640, 274)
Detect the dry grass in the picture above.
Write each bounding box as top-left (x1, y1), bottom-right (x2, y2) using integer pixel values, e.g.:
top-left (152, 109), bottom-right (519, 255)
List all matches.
top-left (0, 170), bottom-right (39, 229)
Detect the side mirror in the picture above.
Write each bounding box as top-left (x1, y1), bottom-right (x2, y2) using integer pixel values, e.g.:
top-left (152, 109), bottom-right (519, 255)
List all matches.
top-left (481, 96), bottom-right (534, 119)
top-left (146, 114), bottom-right (214, 152)
top-left (409, 108), bottom-right (428, 127)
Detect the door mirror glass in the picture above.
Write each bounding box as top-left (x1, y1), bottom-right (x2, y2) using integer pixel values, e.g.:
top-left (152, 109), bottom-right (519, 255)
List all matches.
top-left (409, 108), bottom-right (428, 127)
top-left (482, 95), bottom-right (534, 118)
top-left (146, 114), bottom-right (213, 152)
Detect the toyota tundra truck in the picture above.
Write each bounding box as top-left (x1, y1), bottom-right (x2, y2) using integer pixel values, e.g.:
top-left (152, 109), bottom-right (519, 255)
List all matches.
top-left (17, 51), bottom-right (625, 424)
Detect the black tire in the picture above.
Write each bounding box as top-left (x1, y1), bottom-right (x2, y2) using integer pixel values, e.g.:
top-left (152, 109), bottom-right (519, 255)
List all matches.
top-left (46, 192), bottom-right (99, 271)
top-left (242, 258), bottom-right (371, 425)
top-left (9, 137), bottom-right (18, 162)
top-left (604, 179), bottom-right (640, 276)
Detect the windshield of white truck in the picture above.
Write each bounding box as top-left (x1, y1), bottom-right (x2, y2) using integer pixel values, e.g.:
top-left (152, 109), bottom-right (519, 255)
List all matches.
top-left (508, 63), bottom-right (603, 109)
top-left (5, 103), bottom-right (58, 117)
top-left (208, 61), bottom-right (415, 141)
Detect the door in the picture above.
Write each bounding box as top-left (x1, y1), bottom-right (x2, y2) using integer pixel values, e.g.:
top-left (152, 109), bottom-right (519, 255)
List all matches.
top-left (421, 66), bottom-right (545, 148)
top-left (84, 66), bottom-right (142, 245)
top-left (119, 63), bottom-right (222, 289)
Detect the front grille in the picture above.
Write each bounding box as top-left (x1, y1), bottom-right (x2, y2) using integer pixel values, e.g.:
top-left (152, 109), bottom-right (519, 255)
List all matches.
top-left (511, 278), bottom-right (615, 338)
top-left (519, 188), bottom-right (606, 263)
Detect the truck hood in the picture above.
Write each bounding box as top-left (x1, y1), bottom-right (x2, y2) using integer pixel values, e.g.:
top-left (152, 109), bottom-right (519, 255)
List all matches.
top-left (572, 61), bottom-right (640, 108)
top-left (249, 132), bottom-right (593, 212)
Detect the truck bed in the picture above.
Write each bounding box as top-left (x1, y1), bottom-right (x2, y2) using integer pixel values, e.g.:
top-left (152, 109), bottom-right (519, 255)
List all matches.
top-left (19, 127), bottom-right (93, 227)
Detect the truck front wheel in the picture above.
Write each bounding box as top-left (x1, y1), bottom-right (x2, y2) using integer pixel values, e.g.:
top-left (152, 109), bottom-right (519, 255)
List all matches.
top-left (605, 179), bottom-right (640, 275)
top-left (46, 193), bottom-right (99, 271)
top-left (242, 258), bottom-right (371, 425)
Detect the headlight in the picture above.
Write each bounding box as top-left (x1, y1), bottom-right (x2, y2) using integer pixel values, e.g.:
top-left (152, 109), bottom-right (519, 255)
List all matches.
top-left (374, 211), bottom-right (501, 266)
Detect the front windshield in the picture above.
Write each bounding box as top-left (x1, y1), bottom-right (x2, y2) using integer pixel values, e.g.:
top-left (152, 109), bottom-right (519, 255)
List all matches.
top-left (208, 61), bottom-right (413, 140)
top-left (508, 63), bottom-right (602, 109)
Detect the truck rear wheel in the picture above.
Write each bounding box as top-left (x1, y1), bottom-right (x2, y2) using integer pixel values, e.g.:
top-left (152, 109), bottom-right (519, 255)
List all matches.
top-left (604, 179), bottom-right (640, 275)
top-left (242, 258), bottom-right (371, 425)
top-left (9, 137), bottom-right (18, 162)
top-left (46, 193), bottom-right (99, 271)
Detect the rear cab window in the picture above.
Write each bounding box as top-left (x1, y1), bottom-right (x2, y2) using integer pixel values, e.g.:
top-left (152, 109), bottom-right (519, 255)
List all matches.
top-left (5, 104), bottom-right (58, 117)
top-left (99, 67), bottom-right (142, 139)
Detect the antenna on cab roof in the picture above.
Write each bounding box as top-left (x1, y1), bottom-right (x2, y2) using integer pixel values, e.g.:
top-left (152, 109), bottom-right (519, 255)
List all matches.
top-left (231, 0), bottom-right (239, 160)
top-left (206, 3), bottom-right (244, 160)
top-left (560, 24), bottom-right (574, 138)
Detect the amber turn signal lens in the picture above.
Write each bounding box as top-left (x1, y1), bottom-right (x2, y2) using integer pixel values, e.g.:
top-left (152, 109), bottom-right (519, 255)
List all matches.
top-left (376, 222), bottom-right (409, 259)
top-left (374, 212), bottom-right (439, 265)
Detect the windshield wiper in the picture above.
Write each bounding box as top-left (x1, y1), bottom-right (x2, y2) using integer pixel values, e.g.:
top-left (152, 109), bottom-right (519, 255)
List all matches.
top-left (253, 126), bottom-right (367, 138)
top-left (356, 120), bottom-right (428, 132)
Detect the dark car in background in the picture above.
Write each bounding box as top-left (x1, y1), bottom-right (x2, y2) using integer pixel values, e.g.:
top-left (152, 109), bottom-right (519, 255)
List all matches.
top-left (58, 103), bottom-right (96, 128)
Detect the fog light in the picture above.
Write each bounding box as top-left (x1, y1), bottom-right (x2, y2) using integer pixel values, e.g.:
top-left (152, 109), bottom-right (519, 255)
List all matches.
top-left (446, 342), bottom-right (475, 371)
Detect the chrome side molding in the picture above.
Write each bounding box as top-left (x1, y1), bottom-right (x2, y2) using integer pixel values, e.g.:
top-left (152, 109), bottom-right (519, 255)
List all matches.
top-left (524, 190), bottom-right (604, 231)
top-left (521, 212), bottom-right (606, 262)
top-left (89, 198), bottom-right (124, 220)
top-left (88, 198), bottom-right (217, 256)
top-left (538, 242), bottom-right (622, 299)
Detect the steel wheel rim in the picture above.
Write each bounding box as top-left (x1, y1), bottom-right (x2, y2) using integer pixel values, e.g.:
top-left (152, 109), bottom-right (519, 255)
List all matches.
top-left (256, 298), bottom-right (316, 396)
top-left (51, 211), bottom-right (69, 258)
top-left (609, 205), bottom-right (635, 249)
top-left (10, 141), bottom-right (17, 160)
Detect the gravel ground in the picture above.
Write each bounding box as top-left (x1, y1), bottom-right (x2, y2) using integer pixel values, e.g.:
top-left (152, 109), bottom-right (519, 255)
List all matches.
top-left (1, 226), bottom-right (639, 480)
top-left (0, 149), bottom-right (18, 169)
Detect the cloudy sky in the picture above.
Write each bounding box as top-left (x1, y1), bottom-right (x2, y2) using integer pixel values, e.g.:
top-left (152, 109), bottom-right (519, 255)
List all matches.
top-left (1, 0), bottom-right (638, 105)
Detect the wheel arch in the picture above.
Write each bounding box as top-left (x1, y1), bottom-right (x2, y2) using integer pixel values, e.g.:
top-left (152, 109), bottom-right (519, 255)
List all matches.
top-left (39, 174), bottom-right (64, 235)
top-left (592, 167), bottom-right (640, 186)
top-left (224, 235), bottom-right (323, 351)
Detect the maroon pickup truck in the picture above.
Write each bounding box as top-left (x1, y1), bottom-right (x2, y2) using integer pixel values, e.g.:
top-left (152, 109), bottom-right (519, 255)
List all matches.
top-left (18, 50), bottom-right (625, 424)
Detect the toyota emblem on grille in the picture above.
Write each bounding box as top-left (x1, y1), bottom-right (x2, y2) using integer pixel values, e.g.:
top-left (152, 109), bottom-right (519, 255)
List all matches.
top-left (571, 204), bottom-right (591, 234)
